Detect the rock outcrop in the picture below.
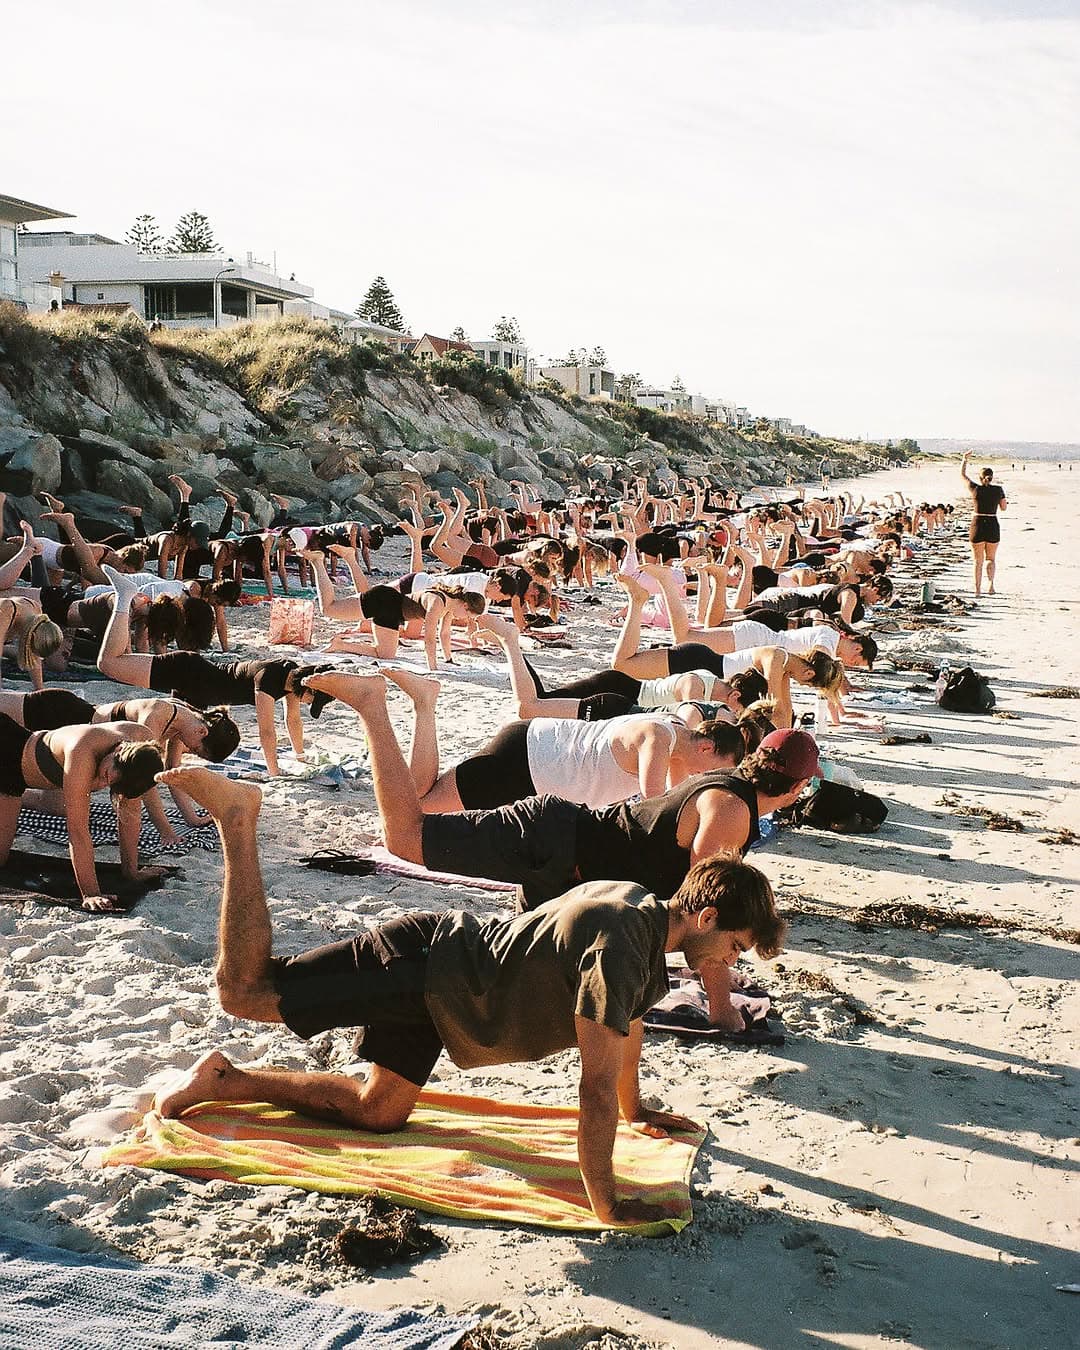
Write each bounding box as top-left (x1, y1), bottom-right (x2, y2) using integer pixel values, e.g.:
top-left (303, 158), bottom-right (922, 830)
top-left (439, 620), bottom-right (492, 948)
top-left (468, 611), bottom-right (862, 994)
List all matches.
top-left (0, 311), bottom-right (906, 535)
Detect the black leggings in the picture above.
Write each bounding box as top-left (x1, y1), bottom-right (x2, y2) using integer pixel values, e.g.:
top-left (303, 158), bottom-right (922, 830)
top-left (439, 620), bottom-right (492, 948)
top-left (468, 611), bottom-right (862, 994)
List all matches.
top-left (521, 657), bottom-right (638, 721)
top-left (453, 722), bottom-right (537, 809)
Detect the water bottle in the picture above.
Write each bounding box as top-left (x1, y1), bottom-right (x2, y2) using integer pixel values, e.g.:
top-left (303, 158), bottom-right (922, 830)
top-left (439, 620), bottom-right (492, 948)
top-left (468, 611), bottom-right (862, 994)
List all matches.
top-left (815, 694), bottom-right (830, 736)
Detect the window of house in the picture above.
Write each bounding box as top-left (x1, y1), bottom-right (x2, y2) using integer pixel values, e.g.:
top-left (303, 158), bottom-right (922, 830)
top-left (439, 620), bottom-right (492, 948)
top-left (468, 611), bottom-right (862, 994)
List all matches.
top-left (143, 283), bottom-right (214, 321)
top-left (220, 284), bottom-right (248, 318)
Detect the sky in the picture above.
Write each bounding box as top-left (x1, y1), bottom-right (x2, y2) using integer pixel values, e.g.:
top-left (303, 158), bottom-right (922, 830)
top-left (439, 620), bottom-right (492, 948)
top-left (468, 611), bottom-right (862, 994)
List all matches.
top-left (4, 0), bottom-right (1078, 442)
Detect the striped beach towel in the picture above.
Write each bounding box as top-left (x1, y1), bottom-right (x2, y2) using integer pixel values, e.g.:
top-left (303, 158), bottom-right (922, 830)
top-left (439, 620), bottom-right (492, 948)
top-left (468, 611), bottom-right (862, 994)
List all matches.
top-left (16, 800), bottom-right (219, 856)
top-left (103, 1089), bottom-right (703, 1235)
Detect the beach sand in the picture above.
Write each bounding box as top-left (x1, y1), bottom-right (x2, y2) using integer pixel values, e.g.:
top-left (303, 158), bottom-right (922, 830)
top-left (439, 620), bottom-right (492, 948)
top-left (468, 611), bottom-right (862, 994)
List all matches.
top-left (0, 460), bottom-right (1076, 1349)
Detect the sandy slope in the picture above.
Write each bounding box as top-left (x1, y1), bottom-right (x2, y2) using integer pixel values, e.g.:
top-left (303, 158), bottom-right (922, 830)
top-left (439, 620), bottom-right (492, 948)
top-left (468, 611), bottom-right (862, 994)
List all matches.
top-left (0, 460), bottom-right (1076, 1350)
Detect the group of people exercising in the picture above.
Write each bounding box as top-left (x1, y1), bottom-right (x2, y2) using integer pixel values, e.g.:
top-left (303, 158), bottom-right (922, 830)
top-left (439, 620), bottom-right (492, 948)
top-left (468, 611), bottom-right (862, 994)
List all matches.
top-left (1, 451), bottom-right (1003, 1221)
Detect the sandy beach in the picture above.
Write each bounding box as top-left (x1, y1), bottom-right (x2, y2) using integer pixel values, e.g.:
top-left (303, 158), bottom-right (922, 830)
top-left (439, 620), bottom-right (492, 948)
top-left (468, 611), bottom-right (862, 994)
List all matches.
top-left (0, 459), bottom-right (1076, 1350)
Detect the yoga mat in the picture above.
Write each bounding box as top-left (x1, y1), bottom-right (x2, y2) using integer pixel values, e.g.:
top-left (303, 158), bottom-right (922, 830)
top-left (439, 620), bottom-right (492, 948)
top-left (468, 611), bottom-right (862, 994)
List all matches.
top-left (0, 849), bottom-right (178, 909)
top-left (0, 1235), bottom-right (475, 1350)
top-left (104, 1088), bottom-right (704, 1235)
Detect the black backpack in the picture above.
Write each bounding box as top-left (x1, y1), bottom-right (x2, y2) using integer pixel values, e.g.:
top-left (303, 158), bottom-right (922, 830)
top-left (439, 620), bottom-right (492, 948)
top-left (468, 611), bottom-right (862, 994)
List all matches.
top-left (793, 780), bottom-right (889, 834)
top-left (937, 666), bottom-right (996, 713)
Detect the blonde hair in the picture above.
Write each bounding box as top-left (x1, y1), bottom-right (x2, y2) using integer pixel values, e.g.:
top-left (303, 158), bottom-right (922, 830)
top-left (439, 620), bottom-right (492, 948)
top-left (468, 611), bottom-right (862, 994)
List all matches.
top-left (20, 614), bottom-right (64, 670)
top-left (798, 648), bottom-right (845, 697)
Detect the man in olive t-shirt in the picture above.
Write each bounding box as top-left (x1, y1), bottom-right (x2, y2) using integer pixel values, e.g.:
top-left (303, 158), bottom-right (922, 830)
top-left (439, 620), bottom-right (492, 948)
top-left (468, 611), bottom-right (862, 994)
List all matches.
top-left (152, 768), bottom-right (785, 1227)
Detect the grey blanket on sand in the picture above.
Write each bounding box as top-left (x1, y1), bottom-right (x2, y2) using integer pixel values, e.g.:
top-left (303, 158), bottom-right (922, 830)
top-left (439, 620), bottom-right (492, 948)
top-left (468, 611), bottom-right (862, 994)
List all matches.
top-left (0, 1236), bottom-right (476, 1350)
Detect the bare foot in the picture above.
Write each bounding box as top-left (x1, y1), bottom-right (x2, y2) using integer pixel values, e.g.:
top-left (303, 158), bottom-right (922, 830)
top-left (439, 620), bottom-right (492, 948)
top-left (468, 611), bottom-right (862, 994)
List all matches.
top-left (398, 519), bottom-right (422, 538)
top-left (117, 504), bottom-right (143, 518)
top-left (167, 474), bottom-right (192, 496)
top-left (476, 612), bottom-right (517, 642)
top-left (155, 766), bottom-right (263, 822)
top-left (384, 667), bottom-right (440, 706)
top-left (327, 544), bottom-right (359, 563)
top-left (615, 573), bottom-right (651, 606)
top-left (325, 633), bottom-right (375, 654)
top-left (299, 548), bottom-right (325, 563)
top-left (39, 492), bottom-right (64, 513)
top-left (215, 488), bottom-right (238, 506)
top-left (303, 670), bottom-right (387, 708)
top-left (155, 1049), bottom-right (237, 1118)
top-left (39, 510), bottom-right (75, 528)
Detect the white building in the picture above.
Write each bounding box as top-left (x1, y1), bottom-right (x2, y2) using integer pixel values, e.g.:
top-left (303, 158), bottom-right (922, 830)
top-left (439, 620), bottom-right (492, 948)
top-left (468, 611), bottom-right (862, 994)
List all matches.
top-left (0, 193), bottom-right (73, 311)
top-left (634, 387), bottom-right (678, 413)
top-left (541, 364), bottom-right (615, 399)
top-left (774, 417), bottom-right (793, 434)
top-left (344, 317), bottom-right (415, 353)
top-left (470, 339), bottom-right (536, 383)
top-left (17, 231), bottom-right (326, 329)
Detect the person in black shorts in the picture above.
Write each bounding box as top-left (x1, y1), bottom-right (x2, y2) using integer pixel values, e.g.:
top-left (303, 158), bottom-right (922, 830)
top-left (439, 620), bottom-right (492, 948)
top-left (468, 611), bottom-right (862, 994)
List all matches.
top-left (961, 451), bottom-right (1008, 595)
top-left (97, 567), bottom-right (333, 775)
top-left (149, 764), bottom-right (785, 1225)
top-left (301, 670), bottom-right (816, 909)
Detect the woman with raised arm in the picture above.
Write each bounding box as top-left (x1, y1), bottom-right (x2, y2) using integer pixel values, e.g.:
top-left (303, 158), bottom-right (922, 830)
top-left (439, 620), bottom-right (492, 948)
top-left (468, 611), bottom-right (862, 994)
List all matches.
top-left (961, 450), bottom-right (1007, 596)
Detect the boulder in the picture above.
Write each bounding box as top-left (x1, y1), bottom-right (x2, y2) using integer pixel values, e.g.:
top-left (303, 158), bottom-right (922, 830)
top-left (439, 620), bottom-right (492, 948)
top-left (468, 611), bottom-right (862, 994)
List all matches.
top-left (403, 449), bottom-right (442, 477)
top-left (371, 469), bottom-right (424, 508)
top-left (327, 471), bottom-right (376, 505)
top-left (1, 432), bottom-right (62, 496)
top-left (314, 445), bottom-right (370, 484)
top-left (251, 444), bottom-right (313, 480)
top-left (346, 493), bottom-right (397, 526)
top-left (96, 460), bottom-right (173, 520)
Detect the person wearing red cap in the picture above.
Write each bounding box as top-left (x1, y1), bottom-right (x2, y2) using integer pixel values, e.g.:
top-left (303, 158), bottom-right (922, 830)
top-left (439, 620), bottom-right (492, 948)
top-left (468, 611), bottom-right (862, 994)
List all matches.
top-left (300, 673), bottom-right (818, 936)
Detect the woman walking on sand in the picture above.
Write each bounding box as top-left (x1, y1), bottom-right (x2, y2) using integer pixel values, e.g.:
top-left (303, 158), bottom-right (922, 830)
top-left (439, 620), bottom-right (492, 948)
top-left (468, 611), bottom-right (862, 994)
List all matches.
top-left (961, 451), bottom-right (1007, 596)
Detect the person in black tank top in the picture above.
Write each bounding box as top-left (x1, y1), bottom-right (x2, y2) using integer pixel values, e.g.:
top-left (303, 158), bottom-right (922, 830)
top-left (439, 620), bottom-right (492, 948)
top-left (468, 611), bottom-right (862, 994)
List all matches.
top-left (961, 451), bottom-right (1008, 594)
top-left (300, 672), bottom-right (819, 910)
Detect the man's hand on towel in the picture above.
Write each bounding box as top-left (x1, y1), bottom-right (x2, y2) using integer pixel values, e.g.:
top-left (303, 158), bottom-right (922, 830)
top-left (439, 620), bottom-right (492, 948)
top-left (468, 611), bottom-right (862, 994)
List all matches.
top-left (627, 1107), bottom-right (700, 1140)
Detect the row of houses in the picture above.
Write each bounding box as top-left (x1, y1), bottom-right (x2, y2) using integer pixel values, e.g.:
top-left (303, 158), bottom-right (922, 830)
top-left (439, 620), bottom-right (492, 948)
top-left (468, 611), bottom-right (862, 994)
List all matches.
top-left (2, 191), bottom-right (809, 435)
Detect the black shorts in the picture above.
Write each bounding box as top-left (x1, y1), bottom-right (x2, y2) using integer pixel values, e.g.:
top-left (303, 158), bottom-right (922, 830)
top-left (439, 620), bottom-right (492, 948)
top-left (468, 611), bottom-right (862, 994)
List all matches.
top-left (420, 794), bottom-right (583, 908)
top-left (665, 642), bottom-right (729, 679)
top-left (970, 516), bottom-right (1000, 544)
top-left (0, 714), bottom-right (30, 797)
top-left (271, 911), bottom-right (444, 1087)
top-left (22, 689), bottom-right (96, 732)
top-left (454, 721), bottom-right (536, 809)
top-left (360, 585), bottom-right (406, 632)
top-left (39, 584), bottom-right (82, 627)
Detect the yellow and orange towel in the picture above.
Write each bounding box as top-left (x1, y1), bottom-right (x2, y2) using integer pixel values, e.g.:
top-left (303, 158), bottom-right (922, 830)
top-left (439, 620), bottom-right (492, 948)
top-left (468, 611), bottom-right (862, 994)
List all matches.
top-left (103, 1089), bottom-right (704, 1235)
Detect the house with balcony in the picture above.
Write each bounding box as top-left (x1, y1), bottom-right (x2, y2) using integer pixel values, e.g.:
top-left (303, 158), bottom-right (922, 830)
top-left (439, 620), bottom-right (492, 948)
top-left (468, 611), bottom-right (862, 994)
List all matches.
top-left (469, 339), bottom-right (535, 383)
top-left (17, 231), bottom-right (323, 329)
top-left (344, 317), bottom-right (416, 354)
top-left (0, 193), bottom-right (73, 311)
top-left (634, 387), bottom-right (678, 413)
top-left (540, 364), bottom-right (615, 400)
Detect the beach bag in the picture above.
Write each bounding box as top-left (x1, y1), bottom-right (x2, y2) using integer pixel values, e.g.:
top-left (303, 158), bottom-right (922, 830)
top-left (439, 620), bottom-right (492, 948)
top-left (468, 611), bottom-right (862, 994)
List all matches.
top-left (937, 666), bottom-right (996, 714)
top-left (267, 597), bottom-right (314, 648)
top-left (793, 780), bottom-right (889, 834)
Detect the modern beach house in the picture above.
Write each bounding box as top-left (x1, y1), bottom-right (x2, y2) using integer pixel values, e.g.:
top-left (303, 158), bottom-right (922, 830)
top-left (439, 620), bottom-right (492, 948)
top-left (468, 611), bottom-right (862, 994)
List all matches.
top-left (0, 193), bottom-right (73, 311)
top-left (16, 231), bottom-right (346, 330)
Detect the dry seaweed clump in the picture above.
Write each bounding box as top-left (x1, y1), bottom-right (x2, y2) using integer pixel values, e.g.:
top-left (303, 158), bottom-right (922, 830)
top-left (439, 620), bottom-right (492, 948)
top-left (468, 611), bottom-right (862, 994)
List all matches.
top-left (853, 899), bottom-right (1079, 945)
top-left (1039, 827), bottom-right (1079, 847)
top-left (935, 792), bottom-right (1024, 831)
top-left (1026, 686), bottom-right (1080, 699)
top-left (332, 1196), bottom-right (443, 1269)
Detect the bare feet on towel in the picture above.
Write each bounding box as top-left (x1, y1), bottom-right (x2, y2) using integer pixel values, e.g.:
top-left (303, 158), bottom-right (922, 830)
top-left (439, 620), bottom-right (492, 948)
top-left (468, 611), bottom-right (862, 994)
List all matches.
top-left (155, 1049), bottom-right (237, 1118)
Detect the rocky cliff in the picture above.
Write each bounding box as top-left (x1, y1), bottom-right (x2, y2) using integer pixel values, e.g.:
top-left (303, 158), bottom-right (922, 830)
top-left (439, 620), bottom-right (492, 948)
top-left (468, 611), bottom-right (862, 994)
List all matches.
top-left (0, 309), bottom-right (904, 535)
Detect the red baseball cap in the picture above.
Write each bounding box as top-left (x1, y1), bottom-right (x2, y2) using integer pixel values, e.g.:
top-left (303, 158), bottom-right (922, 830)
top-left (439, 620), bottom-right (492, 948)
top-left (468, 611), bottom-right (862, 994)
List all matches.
top-left (760, 728), bottom-right (821, 780)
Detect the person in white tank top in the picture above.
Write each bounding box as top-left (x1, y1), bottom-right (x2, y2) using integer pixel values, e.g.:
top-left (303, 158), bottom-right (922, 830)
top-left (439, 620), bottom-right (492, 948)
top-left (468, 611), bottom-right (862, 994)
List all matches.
top-left (353, 670), bottom-right (747, 813)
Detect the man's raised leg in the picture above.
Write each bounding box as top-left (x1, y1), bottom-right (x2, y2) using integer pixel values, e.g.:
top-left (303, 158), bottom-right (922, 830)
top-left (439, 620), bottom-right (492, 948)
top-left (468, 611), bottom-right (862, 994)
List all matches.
top-left (156, 766), bottom-right (280, 1022)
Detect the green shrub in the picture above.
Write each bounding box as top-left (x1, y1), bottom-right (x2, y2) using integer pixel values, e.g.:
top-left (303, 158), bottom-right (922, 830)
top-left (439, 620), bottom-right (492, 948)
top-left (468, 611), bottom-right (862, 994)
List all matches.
top-left (428, 355), bottom-right (522, 409)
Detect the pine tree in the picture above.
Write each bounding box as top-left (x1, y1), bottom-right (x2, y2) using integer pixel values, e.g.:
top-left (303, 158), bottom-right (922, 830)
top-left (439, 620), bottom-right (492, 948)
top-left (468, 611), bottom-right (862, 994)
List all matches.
top-left (126, 213), bottom-right (164, 255)
top-left (167, 210), bottom-right (217, 254)
top-left (671, 374), bottom-right (686, 393)
top-left (355, 276), bottom-right (406, 331)
top-left (450, 325), bottom-right (468, 342)
top-left (589, 346), bottom-right (608, 367)
top-left (492, 315), bottom-right (521, 343)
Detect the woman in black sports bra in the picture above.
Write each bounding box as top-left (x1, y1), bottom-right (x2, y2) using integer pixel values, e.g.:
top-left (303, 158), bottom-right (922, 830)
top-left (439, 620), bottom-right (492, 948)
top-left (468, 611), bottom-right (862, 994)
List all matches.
top-left (96, 568), bottom-right (329, 776)
top-left (0, 715), bottom-right (165, 911)
top-left (961, 451), bottom-right (1008, 596)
